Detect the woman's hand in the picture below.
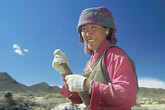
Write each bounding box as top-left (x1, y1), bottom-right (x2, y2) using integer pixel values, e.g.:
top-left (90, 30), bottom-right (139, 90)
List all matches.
top-left (52, 49), bottom-right (69, 75)
top-left (65, 75), bottom-right (91, 92)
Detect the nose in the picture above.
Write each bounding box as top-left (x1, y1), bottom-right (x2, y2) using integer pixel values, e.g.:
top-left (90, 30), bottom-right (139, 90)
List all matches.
top-left (85, 28), bottom-right (93, 36)
top-left (86, 27), bottom-right (92, 33)
top-left (86, 31), bottom-right (93, 37)
top-left (86, 32), bottom-right (89, 36)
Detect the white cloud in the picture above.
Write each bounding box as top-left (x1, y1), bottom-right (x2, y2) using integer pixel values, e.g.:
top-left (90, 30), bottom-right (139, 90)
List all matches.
top-left (138, 77), bottom-right (165, 89)
top-left (13, 44), bottom-right (20, 49)
top-left (14, 49), bottom-right (24, 56)
top-left (23, 49), bottom-right (29, 52)
top-left (58, 86), bottom-right (62, 88)
top-left (13, 44), bottom-right (29, 56)
top-left (50, 85), bottom-right (62, 88)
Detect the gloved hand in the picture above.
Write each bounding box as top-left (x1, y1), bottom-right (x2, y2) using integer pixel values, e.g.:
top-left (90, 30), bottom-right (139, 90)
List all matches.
top-left (65, 75), bottom-right (87, 92)
top-left (52, 49), bottom-right (69, 74)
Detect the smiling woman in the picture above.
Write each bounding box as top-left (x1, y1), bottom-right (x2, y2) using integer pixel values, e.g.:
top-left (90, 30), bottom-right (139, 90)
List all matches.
top-left (52, 6), bottom-right (138, 110)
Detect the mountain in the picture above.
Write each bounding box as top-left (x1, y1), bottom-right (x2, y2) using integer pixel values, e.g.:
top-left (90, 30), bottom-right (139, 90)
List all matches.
top-left (0, 72), bottom-right (61, 93)
top-left (0, 72), bottom-right (29, 92)
top-left (138, 87), bottom-right (165, 99)
top-left (1, 72), bottom-right (165, 99)
top-left (29, 82), bottom-right (61, 93)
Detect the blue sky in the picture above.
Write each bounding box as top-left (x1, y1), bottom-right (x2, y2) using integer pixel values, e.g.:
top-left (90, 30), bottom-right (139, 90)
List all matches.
top-left (0, 0), bottom-right (165, 89)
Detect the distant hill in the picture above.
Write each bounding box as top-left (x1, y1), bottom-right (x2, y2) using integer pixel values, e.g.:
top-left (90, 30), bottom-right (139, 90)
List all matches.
top-left (0, 72), bottom-right (29, 92)
top-left (29, 82), bottom-right (61, 93)
top-left (1, 72), bottom-right (165, 99)
top-left (0, 72), bottom-right (61, 94)
top-left (138, 87), bottom-right (165, 99)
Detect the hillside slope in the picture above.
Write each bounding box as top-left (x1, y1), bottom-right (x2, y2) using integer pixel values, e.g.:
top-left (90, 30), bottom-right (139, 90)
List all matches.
top-left (0, 72), bottom-right (61, 94)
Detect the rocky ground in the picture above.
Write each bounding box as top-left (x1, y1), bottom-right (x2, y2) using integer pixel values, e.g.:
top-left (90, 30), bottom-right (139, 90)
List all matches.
top-left (0, 91), bottom-right (69, 110)
top-left (1, 91), bottom-right (165, 110)
top-left (132, 104), bottom-right (165, 110)
top-left (53, 102), bottom-right (165, 110)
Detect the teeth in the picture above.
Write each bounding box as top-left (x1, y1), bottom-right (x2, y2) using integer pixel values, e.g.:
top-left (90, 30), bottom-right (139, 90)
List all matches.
top-left (88, 39), bottom-right (95, 43)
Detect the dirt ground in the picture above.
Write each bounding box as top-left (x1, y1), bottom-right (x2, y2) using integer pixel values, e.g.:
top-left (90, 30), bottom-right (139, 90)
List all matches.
top-left (141, 104), bottom-right (165, 110)
top-left (132, 104), bottom-right (165, 110)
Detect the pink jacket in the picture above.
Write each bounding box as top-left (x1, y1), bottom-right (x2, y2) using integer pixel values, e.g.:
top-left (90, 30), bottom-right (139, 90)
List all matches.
top-left (61, 40), bottom-right (137, 110)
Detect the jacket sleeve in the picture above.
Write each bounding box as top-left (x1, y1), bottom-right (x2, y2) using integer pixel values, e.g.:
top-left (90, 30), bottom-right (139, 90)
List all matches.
top-left (89, 47), bottom-right (137, 110)
top-left (60, 84), bottom-right (83, 104)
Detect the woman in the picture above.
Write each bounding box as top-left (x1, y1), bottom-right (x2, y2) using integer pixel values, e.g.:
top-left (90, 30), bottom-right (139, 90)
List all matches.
top-left (52, 7), bottom-right (138, 110)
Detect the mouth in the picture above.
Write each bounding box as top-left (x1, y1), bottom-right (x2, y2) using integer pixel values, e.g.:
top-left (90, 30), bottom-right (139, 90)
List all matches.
top-left (87, 39), bottom-right (96, 43)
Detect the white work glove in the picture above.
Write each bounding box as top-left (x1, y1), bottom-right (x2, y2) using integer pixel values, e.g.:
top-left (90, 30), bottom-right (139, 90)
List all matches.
top-left (65, 75), bottom-right (87, 92)
top-left (52, 49), bottom-right (69, 74)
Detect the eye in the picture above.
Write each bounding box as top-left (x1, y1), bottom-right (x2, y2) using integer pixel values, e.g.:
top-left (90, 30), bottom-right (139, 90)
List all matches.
top-left (91, 25), bottom-right (97, 29)
top-left (81, 26), bottom-right (87, 31)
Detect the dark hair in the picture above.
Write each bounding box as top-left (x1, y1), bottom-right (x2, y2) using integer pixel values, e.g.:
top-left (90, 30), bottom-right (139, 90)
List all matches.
top-left (103, 27), bottom-right (113, 42)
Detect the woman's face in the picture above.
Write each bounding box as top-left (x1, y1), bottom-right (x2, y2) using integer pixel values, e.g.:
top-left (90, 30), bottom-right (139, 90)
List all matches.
top-left (81, 24), bottom-right (109, 53)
